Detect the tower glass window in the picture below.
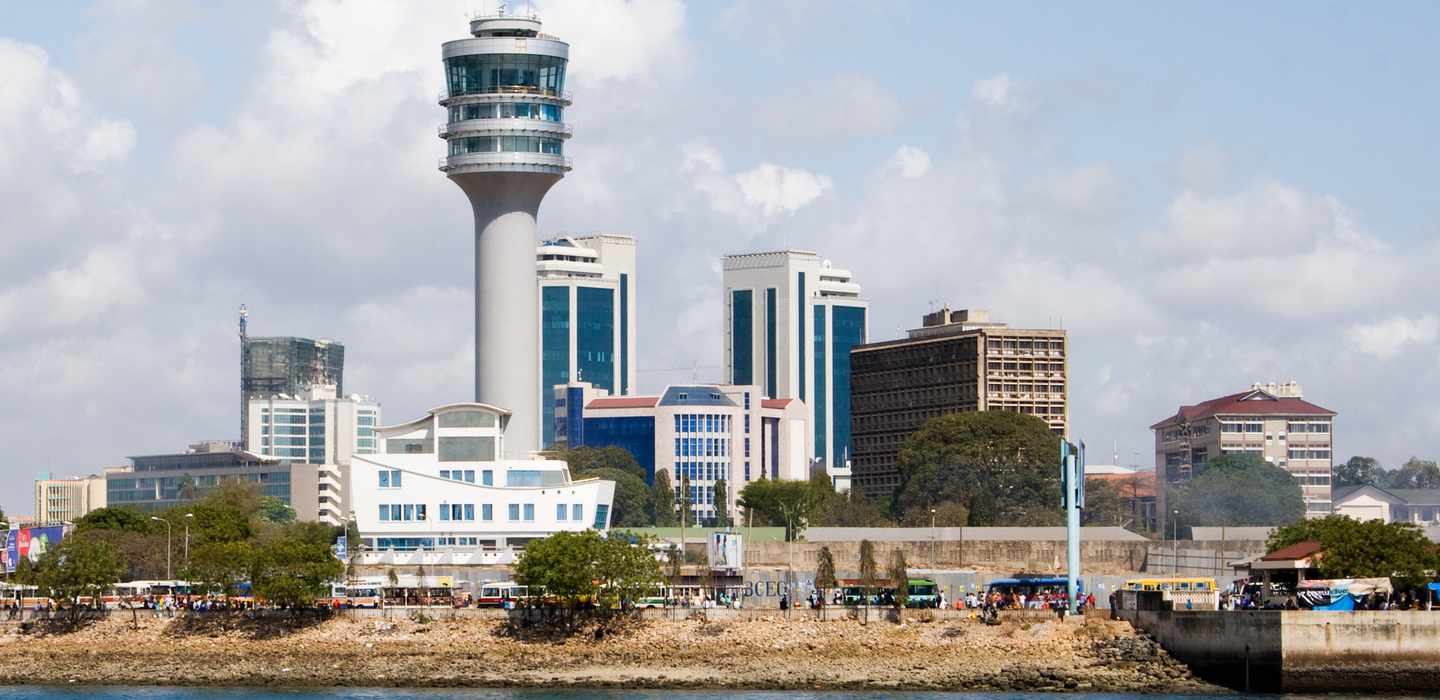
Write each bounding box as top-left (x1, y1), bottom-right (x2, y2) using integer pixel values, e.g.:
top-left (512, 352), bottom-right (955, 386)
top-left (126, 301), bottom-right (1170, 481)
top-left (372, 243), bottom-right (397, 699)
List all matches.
top-left (541, 286), bottom-right (570, 447)
top-left (831, 306), bottom-right (866, 466)
top-left (577, 287), bottom-right (615, 392)
top-left (731, 290), bottom-right (753, 385)
top-left (813, 305), bottom-right (827, 462)
top-left (445, 54), bottom-right (567, 97)
top-left (765, 288), bottom-right (777, 398)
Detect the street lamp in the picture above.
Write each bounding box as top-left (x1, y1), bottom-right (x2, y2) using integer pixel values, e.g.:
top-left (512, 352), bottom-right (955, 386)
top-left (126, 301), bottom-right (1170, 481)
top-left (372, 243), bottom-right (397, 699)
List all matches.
top-left (1171, 510), bottom-right (1180, 574)
top-left (150, 517), bottom-right (172, 580)
top-left (183, 513), bottom-right (194, 565)
top-left (930, 507), bottom-right (938, 565)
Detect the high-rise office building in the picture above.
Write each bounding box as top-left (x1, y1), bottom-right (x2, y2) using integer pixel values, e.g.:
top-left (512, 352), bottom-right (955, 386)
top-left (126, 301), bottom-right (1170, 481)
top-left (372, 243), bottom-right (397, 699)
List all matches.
top-left (439, 11), bottom-right (572, 457)
top-left (723, 250), bottom-right (867, 488)
top-left (537, 234), bottom-right (637, 447)
top-left (239, 307), bottom-right (345, 448)
top-left (33, 471), bottom-right (114, 525)
top-left (243, 386), bottom-right (380, 465)
top-left (1151, 382), bottom-right (1335, 523)
top-left (849, 308), bottom-right (1069, 499)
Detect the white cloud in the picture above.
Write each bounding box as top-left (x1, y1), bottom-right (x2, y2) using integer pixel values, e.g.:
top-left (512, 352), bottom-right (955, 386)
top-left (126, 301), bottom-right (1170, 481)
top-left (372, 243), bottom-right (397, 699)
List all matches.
top-left (972, 73), bottom-right (1023, 112)
top-left (1346, 315), bottom-right (1439, 360)
top-left (888, 145), bottom-right (931, 178)
top-left (755, 74), bottom-right (900, 141)
top-left (1040, 162), bottom-right (1115, 211)
top-left (734, 163), bottom-right (833, 218)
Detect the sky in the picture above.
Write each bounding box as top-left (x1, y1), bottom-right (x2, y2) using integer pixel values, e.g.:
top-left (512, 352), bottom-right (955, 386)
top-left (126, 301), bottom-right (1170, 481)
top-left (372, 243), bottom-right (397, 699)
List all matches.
top-left (2, 0), bottom-right (1439, 515)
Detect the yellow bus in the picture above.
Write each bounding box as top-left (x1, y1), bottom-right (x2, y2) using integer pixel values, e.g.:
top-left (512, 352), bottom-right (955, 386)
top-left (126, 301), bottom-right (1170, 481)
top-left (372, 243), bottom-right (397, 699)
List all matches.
top-left (1123, 577), bottom-right (1217, 592)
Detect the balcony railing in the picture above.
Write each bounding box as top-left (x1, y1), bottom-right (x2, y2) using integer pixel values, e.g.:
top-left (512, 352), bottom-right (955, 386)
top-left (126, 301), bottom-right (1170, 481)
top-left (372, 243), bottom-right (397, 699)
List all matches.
top-left (439, 151), bottom-right (572, 173)
top-left (438, 87), bottom-right (573, 104)
top-left (437, 120), bottom-right (572, 138)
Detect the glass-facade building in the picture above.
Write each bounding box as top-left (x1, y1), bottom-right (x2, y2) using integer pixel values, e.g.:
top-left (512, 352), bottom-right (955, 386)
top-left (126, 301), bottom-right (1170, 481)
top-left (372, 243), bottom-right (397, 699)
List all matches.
top-left (108, 449), bottom-right (295, 513)
top-left (240, 336), bottom-right (344, 446)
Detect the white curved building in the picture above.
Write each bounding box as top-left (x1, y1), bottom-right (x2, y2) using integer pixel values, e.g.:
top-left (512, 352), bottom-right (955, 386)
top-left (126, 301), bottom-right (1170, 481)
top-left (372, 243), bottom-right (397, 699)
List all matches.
top-left (439, 11), bottom-right (572, 457)
top-left (350, 403), bottom-right (613, 555)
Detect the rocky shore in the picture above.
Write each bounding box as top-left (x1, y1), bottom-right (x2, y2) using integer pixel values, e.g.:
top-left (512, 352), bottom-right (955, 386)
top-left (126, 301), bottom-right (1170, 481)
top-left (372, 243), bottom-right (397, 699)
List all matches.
top-left (0, 611), bottom-right (1220, 692)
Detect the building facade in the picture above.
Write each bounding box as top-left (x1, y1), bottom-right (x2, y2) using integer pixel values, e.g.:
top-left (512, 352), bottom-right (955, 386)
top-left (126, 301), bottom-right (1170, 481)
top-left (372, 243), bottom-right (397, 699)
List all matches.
top-left (349, 402), bottom-right (614, 554)
top-left (1332, 485), bottom-right (1440, 525)
top-left (554, 382), bottom-right (809, 525)
top-left (106, 441), bottom-right (330, 520)
top-left (33, 471), bottom-right (112, 525)
top-left (1150, 382), bottom-right (1336, 523)
top-left (243, 387), bottom-right (379, 464)
top-left (439, 11), bottom-right (572, 457)
top-left (240, 311), bottom-right (345, 448)
top-left (537, 234), bottom-right (637, 448)
top-left (723, 250), bottom-right (867, 488)
top-left (849, 308), bottom-right (1068, 499)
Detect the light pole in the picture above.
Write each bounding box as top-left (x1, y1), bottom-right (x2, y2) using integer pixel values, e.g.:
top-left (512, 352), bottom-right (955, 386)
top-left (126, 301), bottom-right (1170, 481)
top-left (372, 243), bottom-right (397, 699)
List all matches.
top-left (150, 517), bottom-right (172, 580)
top-left (930, 507), bottom-right (937, 566)
top-left (779, 502), bottom-right (795, 617)
top-left (183, 513), bottom-right (194, 566)
top-left (1171, 510), bottom-right (1180, 575)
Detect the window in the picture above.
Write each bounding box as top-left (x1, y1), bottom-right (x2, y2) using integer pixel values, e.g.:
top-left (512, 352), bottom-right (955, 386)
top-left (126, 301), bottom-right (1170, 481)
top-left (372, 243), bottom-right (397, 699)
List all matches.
top-left (404, 504), bottom-right (415, 521)
top-left (541, 285), bottom-right (570, 447)
top-left (482, 504), bottom-right (493, 521)
top-left (557, 503), bottom-right (568, 520)
top-left (439, 436), bottom-right (496, 462)
top-left (732, 290), bottom-right (753, 384)
top-left (438, 410), bottom-right (497, 428)
top-left (523, 504), bottom-right (535, 521)
top-left (483, 470), bottom-right (494, 486)
top-left (440, 504), bottom-right (450, 521)
top-left (464, 504), bottom-right (475, 521)
top-left (379, 470), bottom-right (401, 488)
top-left (386, 439), bottom-right (431, 454)
top-left (508, 504), bottom-right (520, 521)
top-left (592, 504), bottom-right (609, 530)
top-left (439, 469), bottom-right (450, 480)
top-left (572, 504), bottom-right (582, 522)
top-left (379, 505), bottom-right (389, 522)
top-left (464, 469), bottom-right (475, 483)
top-left (577, 287), bottom-right (616, 394)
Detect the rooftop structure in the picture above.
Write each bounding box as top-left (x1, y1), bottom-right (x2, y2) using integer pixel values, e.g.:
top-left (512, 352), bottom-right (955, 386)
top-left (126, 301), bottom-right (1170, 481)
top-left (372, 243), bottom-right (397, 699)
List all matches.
top-left (239, 309), bottom-right (345, 448)
top-left (440, 11), bottom-right (573, 457)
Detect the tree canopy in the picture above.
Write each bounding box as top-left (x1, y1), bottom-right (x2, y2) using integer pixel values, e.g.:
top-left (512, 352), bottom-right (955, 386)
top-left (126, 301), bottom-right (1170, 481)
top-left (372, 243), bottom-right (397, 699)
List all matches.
top-left (1267, 515), bottom-right (1439, 585)
top-left (894, 411), bottom-right (1062, 526)
top-left (32, 534), bottom-right (126, 615)
top-left (558, 446), bottom-right (648, 483)
top-left (738, 478), bottom-right (821, 540)
top-left (650, 470), bottom-right (677, 527)
top-left (1334, 456), bottom-right (1384, 489)
top-left (1388, 458), bottom-right (1440, 490)
top-left (575, 467), bottom-right (650, 528)
top-left (513, 530), bottom-right (661, 608)
top-left (1171, 454), bottom-right (1305, 527)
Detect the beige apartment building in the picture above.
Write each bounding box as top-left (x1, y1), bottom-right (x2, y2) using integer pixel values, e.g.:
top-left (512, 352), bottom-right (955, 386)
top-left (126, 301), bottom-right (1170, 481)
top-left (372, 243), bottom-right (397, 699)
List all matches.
top-left (1151, 382), bottom-right (1335, 524)
top-left (850, 308), bottom-right (1068, 499)
top-left (33, 470), bottom-right (118, 525)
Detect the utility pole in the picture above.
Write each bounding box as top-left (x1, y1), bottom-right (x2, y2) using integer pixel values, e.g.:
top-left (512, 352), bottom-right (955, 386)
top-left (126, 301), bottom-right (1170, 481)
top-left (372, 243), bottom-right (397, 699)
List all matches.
top-left (1060, 440), bottom-right (1085, 616)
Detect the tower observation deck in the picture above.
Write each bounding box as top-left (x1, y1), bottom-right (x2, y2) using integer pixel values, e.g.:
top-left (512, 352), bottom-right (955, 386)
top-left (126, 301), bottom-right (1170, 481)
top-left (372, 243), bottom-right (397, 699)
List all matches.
top-left (440, 12), bottom-right (572, 457)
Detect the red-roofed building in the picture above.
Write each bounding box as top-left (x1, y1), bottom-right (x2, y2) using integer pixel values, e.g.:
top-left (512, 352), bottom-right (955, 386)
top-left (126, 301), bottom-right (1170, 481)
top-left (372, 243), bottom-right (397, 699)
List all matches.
top-left (1152, 382), bottom-right (1336, 529)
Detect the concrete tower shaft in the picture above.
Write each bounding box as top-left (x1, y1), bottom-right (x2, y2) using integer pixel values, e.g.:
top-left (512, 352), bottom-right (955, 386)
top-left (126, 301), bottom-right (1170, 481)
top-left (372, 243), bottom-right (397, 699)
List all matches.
top-left (440, 12), bottom-right (571, 457)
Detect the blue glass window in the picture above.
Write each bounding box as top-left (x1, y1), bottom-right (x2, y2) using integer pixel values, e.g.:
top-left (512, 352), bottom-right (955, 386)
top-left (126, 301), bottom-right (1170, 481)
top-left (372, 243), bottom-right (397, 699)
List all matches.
top-left (731, 290), bottom-right (753, 384)
top-left (593, 504), bottom-right (609, 530)
top-left (541, 285), bottom-right (570, 447)
top-left (572, 504), bottom-right (582, 522)
top-left (831, 305), bottom-right (866, 468)
top-left (445, 53), bottom-right (567, 97)
top-left (765, 288), bottom-right (777, 398)
top-left (483, 469), bottom-right (493, 486)
top-left (523, 504), bottom-right (535, 521)
top-left (620, 273), bottom-right (629, 394)
top-left (577, 287), bottom-right (615, 392)
top-left (482, 504), bottom-right (493, 521)
top-left (557, 503), bottom-right (568, 520)
top-left (814, 305), bottom-right (827, 463)
top-left (440, 505), bottom-right (450, 521)
top-left (379, 505), bottom-right (389, 522)
top-left (508, 504), bottom-right (519, 521)
top-left (464, 504), bottom-right (475, 521)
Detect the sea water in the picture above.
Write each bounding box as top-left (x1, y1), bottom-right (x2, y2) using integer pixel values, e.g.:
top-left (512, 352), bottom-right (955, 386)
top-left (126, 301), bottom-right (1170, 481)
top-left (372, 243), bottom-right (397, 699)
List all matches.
top-left (0, 690), bottom-right (1422, 700)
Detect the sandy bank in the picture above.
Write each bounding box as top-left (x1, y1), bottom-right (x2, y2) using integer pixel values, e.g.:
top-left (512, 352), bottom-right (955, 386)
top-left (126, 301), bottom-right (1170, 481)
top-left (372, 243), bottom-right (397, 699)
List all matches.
top-left (0, 611), bottom-right (1221, 692)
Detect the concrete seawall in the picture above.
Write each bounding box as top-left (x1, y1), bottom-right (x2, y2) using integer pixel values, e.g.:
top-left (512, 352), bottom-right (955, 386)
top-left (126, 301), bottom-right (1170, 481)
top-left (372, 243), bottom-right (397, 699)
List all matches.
top-left (1117, 608), bottom-right (1440, 692)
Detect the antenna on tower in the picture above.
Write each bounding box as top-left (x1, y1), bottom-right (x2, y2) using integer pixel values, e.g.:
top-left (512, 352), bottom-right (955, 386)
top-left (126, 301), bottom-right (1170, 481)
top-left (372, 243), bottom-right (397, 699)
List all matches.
top-left (238, 304), bottom-right (249, 341)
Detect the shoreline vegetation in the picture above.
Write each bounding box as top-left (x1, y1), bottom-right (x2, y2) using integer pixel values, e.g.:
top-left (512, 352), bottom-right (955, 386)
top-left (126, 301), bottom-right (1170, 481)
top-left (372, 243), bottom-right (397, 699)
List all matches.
top-left (0, 611), bottom-right (1219, 692)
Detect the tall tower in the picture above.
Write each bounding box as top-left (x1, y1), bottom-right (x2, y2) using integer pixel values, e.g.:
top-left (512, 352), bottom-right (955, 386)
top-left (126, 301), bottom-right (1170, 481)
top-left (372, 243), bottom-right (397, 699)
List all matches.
top-left (439, 11), bottom-right (572, 457)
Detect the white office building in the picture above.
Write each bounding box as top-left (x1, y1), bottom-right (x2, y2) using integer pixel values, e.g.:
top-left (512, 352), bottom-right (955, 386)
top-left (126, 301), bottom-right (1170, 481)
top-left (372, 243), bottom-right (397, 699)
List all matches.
top-left (243, 386), bottom-right (379, 526)
top-left (723, 250), bottom-right (868, 489)
top-left (350, 402), bottom-right (615, 560)
top-left (537, 234), bottom-right (637, 448)
top-left (554, 382), bottom-right (809, 525)
top-left (34, 471), bottom-right (112, 525)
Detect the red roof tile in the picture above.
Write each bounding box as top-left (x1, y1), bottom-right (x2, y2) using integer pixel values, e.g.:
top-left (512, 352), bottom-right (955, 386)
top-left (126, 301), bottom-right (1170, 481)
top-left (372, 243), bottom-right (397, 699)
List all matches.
top-left (586, 396), bottom-right (659, 409)
top-left (1086, 472), bottom-right (1156, 498)
top-left (761, 398), bottom-right (793, 409)
top-left (1261, 540), bottom-right (1324, 562)
top-left (1151, 389), bottom-right (1335, 429)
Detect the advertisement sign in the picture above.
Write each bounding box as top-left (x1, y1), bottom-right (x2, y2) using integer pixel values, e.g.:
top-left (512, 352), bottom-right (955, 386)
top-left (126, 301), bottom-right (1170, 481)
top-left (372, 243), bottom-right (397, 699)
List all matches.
top-left (2, 526), bottom-right (66, 574)
top-left (707, 532), bottom-right (743, 571)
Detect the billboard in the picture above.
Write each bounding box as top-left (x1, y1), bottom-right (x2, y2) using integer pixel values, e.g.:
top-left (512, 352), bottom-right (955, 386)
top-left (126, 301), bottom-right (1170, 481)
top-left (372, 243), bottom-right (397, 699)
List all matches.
top-left (707, 532), bottom-right (743, 571)
top-left (1, 526), bottom-right (67, 574)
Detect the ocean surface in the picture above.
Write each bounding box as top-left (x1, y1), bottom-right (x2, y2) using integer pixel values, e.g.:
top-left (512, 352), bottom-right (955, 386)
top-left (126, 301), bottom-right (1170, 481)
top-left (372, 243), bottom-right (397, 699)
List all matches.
top-left (0, 690), bottom-right (1422, 700)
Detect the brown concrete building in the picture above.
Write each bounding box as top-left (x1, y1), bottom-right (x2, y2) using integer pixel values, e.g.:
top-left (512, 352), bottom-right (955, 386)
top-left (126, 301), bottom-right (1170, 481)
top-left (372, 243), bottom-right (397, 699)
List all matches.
top-left (849, 308), bottom-right (1068, 499)
top-left (1150, 382), bottom-right (1336, 524)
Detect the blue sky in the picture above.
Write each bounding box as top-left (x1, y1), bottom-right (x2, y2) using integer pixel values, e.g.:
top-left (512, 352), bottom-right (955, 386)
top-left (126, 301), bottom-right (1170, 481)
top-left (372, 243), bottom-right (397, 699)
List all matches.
top-left (1, 0), bottom-right (1438, 515)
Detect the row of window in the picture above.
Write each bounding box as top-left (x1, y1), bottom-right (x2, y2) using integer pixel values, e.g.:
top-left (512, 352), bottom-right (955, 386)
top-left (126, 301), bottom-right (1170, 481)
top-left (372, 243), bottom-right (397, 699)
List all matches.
top-left (1288, 449), bottom-right (1332, 460)
top-left (674, 413), bottom-right (731, 434)
top-left (985, 383), bottom-right (1066, 394)
top-left (986, 362), bottom-right (1066, 373)
top-left (1220, 421), bottom-right (1266, 434)
top-left (379, 468), bottom-right (557, 488)
top-left (987, 339), bottom-right (1065, 351)
top-left (1287, 422), bottom-right (1331, 433)
top-left (674, 485), bottom-right (717, 505)
top-left (379, 502), bottom-right (544, 523)
top-left (674, 436), bottom-right (730, 458)
top-left (674, 462), bottom-right (727, 483)
top-left (448, 136), bottom-right (563, 156)
top-left (449, 102), bottom-right (562, 123)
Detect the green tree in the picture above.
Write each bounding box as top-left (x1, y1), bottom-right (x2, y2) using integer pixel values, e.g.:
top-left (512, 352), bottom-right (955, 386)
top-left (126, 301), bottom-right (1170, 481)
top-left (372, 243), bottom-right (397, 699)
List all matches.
top-left (250, 534), bottom-right (343, 608)
top-left (33, 535), bottom-right (125, 618)
top-left (1334, 456), bottom-right (1384, 488)
top-left (887, 549), bottom-right (909, 611)
top-left (559, 446), bottom-right (648, 482)
top-left (678, 473), bottom-right (693, 528)
top-left (74, 507), bottom-right (153, 534)
top-left (1386, 458), bottom-right (1440, 490)
top-left (815, 488), bottom-right (894, 527)
top-left (814, 546), bottom-right (837, 607)
top-left (858, 539), bottom-right (878, 621)
top-left (183, 541), bottom-right (254, 597)
top-left (256, 497), bottom-right (297, 524)
top-left (595, 531), bottom-right (663, 609)
top-left (895, 411), bottom-right (1063, 525)
top-left (1079, 478), bottom-right (1132, 527)
top-left (574, 467), bottom-right (651, 527)
top-left (899, 501), bottom-right (970, 527)
top-left (650, 470), bottom-right (677, 526)
top-left (738, 478), bottom-right (821, 541)
top-left (1267, 515), bottom-right (1439, 585)
top-left (713, 477), bottom-right (731, 528)
top-left (1172, 454), bottom-right (1305, 526)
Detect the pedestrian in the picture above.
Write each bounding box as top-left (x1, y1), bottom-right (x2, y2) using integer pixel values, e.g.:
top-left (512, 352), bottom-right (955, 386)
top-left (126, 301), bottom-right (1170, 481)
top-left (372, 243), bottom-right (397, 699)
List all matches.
top-left (779, 594), bottom-right (789, 611)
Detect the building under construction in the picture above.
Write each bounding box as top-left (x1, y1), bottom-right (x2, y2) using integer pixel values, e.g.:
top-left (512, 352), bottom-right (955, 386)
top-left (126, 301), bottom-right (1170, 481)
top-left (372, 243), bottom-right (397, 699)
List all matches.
top-left (239, 306), bottom-right (345, 446)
